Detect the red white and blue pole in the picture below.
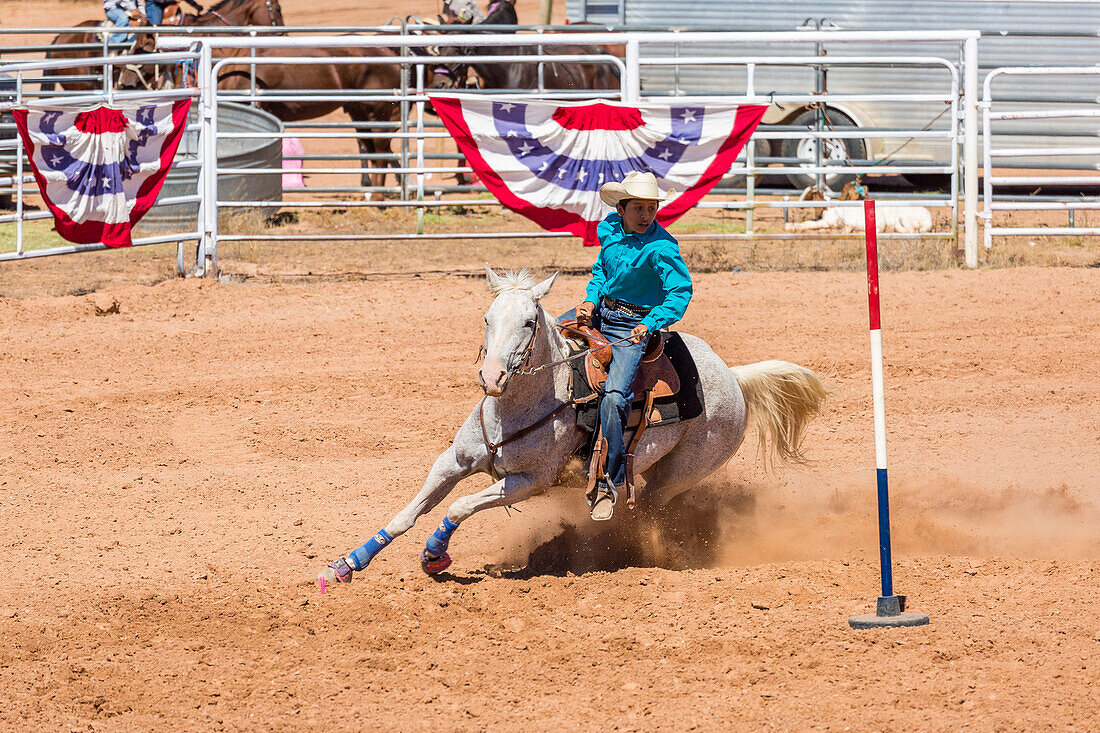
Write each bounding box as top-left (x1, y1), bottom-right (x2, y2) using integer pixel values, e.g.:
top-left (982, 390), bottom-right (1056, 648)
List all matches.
top-left (849, 199), bottom-right (930, 629)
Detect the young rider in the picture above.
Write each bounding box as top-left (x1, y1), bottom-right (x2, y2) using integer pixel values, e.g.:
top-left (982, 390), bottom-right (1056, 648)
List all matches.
top-left (320, 170), bottom-right (692, 585)
top-left (575, 171), bottom-right (693, 521)
top-left (104, 0), bottom-right (142, 48)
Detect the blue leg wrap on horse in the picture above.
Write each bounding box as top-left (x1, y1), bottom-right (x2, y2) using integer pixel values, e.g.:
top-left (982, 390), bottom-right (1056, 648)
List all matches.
top-left (425, 517), bottom-right (459, 556)
top-left (348, 529), bottom-right (393, 571)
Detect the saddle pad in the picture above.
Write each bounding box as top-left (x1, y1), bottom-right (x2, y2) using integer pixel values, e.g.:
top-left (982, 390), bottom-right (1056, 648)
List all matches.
top-left (571, 331), bottom-right (705, 433)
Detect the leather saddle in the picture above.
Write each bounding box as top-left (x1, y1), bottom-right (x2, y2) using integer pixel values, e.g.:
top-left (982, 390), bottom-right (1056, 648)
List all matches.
top-left (559, 319), bottom-right (680, 403)
top-left (559, 319), bottom-right (682, 510)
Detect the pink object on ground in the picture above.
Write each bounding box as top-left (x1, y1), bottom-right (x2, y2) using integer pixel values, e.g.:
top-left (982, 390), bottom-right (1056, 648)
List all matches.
top-left (282, 136), bottom-right (305, 189)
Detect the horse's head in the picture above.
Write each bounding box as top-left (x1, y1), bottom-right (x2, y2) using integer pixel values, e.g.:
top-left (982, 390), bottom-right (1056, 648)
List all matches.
top-left (429, 44), bottom-right (476, 89)
top-left (116, 16), bottom-right (162, 90)
top-left (479, 265), bottom-right (558, 397)
top-left (429, 62), bottom-right (472, 90)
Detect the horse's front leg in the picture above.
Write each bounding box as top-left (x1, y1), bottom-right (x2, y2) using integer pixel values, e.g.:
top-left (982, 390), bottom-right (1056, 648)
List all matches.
top-left (319, 443), bottom-right (475, 587)
top-left (419, 471), bottom-right (545, 575)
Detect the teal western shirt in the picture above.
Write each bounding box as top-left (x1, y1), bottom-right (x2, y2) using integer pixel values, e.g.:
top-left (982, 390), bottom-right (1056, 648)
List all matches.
top-left (584, 213), bottom-right (693, 333)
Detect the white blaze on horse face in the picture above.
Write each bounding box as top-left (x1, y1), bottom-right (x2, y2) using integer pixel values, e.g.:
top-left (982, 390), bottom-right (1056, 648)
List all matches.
top-left (479, 291), bottom-right (538, 396)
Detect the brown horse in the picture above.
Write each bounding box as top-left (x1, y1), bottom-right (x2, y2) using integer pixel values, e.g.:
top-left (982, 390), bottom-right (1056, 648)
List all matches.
top-left (216, 46), bottom-right (412, 198)
top-left (433, 2), bottom-right (619, 92)
top-left (41, 0), bottom-right (285, 93)
top-left (434, 41), bottom-right (620, 92)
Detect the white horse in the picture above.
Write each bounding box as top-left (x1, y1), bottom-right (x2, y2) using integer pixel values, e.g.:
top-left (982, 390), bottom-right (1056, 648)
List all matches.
top-left (320, 266), bottom-right (828, 584)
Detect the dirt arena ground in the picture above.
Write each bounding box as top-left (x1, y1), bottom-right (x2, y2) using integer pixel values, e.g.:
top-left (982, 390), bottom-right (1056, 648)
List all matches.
top-left (3, 2), bottom-right (1100, 730)
top-left (1, 251), bottom-right (1098, 730)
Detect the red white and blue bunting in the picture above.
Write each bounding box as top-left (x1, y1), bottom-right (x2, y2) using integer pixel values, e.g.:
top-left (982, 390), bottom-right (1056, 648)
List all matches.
top-left (13, 99), bottom-right (192, 247)
top-left (431, 95), bottom-right (767, 245)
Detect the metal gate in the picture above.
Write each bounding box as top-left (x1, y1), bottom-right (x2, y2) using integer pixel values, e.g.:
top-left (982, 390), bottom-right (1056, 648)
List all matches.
top-left (0, 50), bottom-right (204, 267)
top-left (981, 66), bottom-right (1100, 248)
top-left (157, 29), bottom-right (979, 270)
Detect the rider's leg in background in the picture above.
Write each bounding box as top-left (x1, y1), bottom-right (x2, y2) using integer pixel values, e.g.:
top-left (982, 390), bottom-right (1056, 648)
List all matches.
top-left (105, 8), bottom-right (132, 47)
top-left (144, 0), bottom-right (164, 25)
top-left (595, 306), bottom-right (646, 491)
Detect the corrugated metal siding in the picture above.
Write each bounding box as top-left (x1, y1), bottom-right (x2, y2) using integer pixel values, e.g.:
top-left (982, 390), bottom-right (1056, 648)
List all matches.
top-left (568, 0), bottom-right (1099, 34)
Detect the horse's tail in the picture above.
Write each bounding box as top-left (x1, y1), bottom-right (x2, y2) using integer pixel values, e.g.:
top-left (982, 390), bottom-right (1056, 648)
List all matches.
top-left (732, 360), bottom-right (829, 466)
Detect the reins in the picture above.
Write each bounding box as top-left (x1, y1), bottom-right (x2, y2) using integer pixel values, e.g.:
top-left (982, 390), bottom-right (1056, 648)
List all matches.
top-left (476, 318), bottom-right (638, 481)
top-left (514, 325), bottom-right (636, 377)
top-left (479, 396), bottom-right (576, 481)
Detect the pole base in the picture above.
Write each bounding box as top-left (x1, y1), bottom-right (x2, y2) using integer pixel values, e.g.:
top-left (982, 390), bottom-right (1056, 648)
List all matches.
top-left (849, 595), bottom-right (930, 629)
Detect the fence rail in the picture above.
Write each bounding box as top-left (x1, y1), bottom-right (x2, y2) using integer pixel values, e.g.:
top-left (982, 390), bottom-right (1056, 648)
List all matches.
top-left (0, 52), bottom-right (202, 266)
top-left (11, 27), bottom-right (1100, 272)
top-left (981, 66), bottom-right (1100, 248)
top-left (154, 29), bottom-right (980, 268)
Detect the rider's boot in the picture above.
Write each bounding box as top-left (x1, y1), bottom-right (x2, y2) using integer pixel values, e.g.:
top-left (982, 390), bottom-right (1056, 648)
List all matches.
top-left (587, 476), bottom-right (617, 522)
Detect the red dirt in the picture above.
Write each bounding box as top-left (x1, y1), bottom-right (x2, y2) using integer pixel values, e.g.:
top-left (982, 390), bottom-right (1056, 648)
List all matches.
top-left (3, 3), bottom-right (1100, 730)
top-left (0, 265), bottom-right (1098, 730)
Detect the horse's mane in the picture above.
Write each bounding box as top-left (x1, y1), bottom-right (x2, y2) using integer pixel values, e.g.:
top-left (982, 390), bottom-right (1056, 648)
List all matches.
top-left (488, 268), bottom-right (537, 293)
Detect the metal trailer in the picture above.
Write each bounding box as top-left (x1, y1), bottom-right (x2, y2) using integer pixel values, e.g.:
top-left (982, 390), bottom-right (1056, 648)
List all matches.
top-left (570, 0), bottom-right (1100, 188)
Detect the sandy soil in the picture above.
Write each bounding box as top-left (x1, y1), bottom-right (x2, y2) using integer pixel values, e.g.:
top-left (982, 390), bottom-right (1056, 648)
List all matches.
top-left (0, 263), bottom-right (1098, 730)
top-left (3, 3), bottom-right (1100, 730)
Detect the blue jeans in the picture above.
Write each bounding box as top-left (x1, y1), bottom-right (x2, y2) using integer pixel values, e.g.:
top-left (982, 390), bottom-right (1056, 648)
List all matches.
top-left (144, 0), bottom-right (164, 25)
top-left (106, 8), bottom-right (132, 47)
top-left (592, 304), bottom-right (647, 490)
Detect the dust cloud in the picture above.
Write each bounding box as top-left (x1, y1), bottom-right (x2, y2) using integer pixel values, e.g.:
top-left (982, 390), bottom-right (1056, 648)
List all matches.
top-left (489, 470), bottom-right (1100, 575)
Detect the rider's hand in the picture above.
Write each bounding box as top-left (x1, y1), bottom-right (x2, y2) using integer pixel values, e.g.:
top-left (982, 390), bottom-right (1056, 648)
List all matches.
top-left (575, 301), bottom-right (596, 326)
top-left (631, 324), bottom-right (649, 343)
top-left (126, 9), bottom-right (141, 20)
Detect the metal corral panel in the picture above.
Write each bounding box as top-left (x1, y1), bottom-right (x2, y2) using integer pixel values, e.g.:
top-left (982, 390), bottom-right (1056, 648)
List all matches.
top-left (139, 102), bottom-right (283, 231)
top-left (567, 1), bottom-right (1100, 168)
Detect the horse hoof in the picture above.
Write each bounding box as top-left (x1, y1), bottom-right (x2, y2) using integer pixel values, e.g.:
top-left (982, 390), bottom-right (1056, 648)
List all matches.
top-left (420, 548), bottom-right (452, 575)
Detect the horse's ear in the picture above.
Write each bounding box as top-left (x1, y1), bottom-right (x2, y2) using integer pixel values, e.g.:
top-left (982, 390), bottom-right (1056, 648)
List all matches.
top-left (529, 272), bottom-right (558, 301)
top-left (485, 263), bottom-right (503, 292)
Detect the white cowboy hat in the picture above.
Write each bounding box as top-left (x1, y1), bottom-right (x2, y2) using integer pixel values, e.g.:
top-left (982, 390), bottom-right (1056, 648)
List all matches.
top-left (599, 171), bottom-right (676, 207)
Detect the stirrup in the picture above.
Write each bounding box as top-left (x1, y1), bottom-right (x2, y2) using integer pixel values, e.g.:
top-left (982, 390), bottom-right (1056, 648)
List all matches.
top-left (587, 480), bottom-right (617, 522)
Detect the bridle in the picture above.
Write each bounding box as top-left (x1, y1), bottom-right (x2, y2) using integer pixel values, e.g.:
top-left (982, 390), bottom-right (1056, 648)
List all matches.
top-left (437, 45), bottom-right (474, 88)
top-left (477, 311), bottom-right (539, 383)
top-left (474, 315), bottom-right (637, 481)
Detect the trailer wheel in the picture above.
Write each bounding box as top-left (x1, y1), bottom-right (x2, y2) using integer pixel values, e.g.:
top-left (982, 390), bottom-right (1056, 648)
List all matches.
top-left (722, 139), bottom-right (771, 189)
top-left (781, 108), bottom-right (866, 190)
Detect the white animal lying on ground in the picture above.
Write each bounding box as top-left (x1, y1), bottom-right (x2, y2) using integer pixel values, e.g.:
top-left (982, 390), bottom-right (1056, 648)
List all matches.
top-left (786, 201), bottom-right (934, 234)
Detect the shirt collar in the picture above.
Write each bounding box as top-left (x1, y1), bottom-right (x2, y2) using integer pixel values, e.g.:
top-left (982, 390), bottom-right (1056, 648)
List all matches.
top-left (612, 214), bottom-right (657, 242)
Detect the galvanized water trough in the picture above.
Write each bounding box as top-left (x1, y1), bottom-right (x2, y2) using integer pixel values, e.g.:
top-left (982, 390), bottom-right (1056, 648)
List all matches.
top-left (140, 102), bottom-right (282, 231)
